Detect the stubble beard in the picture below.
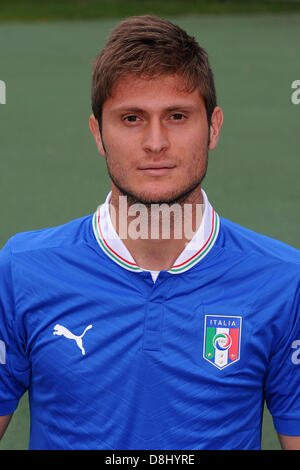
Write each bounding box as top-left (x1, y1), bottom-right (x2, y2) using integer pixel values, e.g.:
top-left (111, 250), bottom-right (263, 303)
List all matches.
top-left (105, 152), bottom-right (209, 209)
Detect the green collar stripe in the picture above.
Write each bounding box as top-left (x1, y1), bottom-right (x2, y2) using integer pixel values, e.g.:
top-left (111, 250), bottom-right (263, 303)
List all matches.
top-left (169, 211), bottom-right (220, 273)
top-left (93, 207), bottom-right (219, 274)
top-left (93, 212), bottom-right (141, 272)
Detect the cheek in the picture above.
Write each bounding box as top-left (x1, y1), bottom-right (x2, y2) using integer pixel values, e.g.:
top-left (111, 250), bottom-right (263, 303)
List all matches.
top-left (105, 138), bottom-right (137, 175)
top-left (176, 133), bottom-right (208, 169)
top-left (105, 126), bottom-right (137, 161)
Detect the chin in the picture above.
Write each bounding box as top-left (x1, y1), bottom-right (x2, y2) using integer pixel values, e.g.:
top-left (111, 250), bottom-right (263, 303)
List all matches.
top-left (136, 190), bottom-right (173, 203)
top-left (127, 186), bottom-right (199, 206)
top-left (109, 169), bottom-right (203, 206)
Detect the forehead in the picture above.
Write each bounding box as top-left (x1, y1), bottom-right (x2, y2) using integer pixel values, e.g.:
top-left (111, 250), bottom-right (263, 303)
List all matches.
top-left (103, 73), bottom-right (205, 113)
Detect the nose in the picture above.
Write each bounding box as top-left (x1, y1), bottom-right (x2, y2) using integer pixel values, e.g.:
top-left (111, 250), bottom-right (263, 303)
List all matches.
top-left (142, 119), bottom-right (170, 154)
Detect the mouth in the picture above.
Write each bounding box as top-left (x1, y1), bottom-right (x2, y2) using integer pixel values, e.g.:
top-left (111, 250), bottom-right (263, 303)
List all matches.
top-left (138, 163), bottom-right (176, 176)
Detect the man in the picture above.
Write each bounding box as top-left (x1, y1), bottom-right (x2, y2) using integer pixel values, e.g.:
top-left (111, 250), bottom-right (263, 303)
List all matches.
top-left (0, 15), bottom-right (300, 450)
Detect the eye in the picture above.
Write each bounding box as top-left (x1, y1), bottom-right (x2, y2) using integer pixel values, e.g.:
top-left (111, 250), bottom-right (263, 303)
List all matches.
top-left (124, 115), bottom-right (140, 123)
top-left (171, 113), bottom-right (185, 121)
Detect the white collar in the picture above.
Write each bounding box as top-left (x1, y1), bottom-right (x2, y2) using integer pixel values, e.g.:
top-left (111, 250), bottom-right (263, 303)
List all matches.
top-left (92, 189), bottom-right (220, 276)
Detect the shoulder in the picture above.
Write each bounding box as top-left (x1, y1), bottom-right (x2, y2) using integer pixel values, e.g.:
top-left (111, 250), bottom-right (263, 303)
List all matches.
top-left (218, 216), bottom-right (300, 268)
top-left (1, 214), bottom-right (94, 258)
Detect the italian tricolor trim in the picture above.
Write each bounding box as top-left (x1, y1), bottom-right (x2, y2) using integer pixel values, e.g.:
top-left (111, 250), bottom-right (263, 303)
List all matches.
top-left (92, 210), bottom-right (142, 272)
top-left (92, 190), bottom-right (220, 275)
top-left (169, 210), bottom-right (220, 274)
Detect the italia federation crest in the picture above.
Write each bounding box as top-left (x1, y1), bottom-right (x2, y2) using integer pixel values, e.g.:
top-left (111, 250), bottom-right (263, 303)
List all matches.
top-left (203, 315), bottom-right (242, 369)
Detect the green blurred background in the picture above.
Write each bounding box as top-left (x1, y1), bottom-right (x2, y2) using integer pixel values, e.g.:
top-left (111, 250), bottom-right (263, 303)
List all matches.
top-left (1, 0), bottom-right (300, 450)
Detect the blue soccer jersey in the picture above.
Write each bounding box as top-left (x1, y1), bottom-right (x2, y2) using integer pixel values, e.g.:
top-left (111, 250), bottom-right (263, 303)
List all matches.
top-left (0, 190), bottom-right (300, 450)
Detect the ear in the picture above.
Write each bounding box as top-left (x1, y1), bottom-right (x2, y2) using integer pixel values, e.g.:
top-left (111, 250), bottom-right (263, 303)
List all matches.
top-left (89, 114), bottom-right (106, 156)
top-left (208, 106), bottom-right (223, 150)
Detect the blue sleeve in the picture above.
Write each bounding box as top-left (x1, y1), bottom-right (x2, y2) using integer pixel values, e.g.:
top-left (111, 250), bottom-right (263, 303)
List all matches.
top-left (0, 239), bottom-right (30, 415)
top-left (265, 280), bottom-right (300, 436)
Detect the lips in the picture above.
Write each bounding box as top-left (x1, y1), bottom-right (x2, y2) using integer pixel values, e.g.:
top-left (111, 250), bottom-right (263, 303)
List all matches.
top-left (139, 163), bottom-right (175, 170)
top-left (138, 163), bottom-right (176, 175)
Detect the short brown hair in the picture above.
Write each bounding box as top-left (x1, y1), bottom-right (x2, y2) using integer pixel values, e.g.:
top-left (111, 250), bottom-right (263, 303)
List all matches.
top-left (91, 15), bottom-right (217, 127)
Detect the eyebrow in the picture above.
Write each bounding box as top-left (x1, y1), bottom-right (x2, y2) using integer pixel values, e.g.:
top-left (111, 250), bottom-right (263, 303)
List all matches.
top-left (112, 105), bottom-right (196, 114)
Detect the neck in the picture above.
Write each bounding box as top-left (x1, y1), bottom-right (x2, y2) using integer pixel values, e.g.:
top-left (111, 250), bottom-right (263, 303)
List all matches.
top-left (109, 186), bottom-right (204, 271)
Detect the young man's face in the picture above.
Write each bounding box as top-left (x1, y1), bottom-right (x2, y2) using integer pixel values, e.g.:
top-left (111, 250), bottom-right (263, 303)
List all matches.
top-left (90, 73), bottom-right (223, 205)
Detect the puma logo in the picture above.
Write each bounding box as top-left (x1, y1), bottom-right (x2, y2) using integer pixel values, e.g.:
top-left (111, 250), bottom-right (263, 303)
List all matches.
top-left (53, 324), bottom-right (93, 356)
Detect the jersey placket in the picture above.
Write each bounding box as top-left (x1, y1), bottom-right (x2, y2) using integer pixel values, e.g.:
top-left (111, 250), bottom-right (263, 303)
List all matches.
top-left (143, 301), bottom-right (163, 351)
